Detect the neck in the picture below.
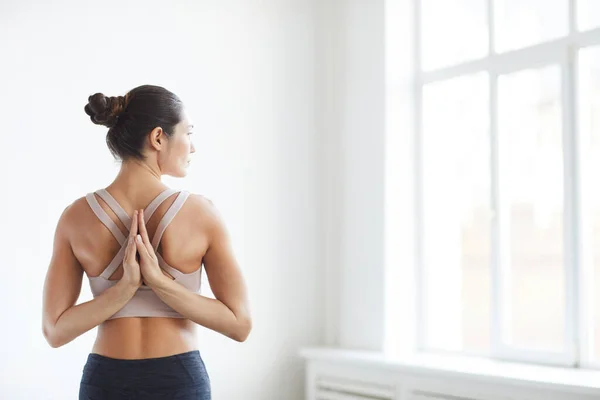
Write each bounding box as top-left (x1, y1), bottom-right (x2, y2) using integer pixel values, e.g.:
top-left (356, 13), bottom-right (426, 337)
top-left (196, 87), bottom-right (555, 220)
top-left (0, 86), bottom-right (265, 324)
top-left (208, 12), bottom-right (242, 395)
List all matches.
top-left (109, 158), bottom-right (167, 197)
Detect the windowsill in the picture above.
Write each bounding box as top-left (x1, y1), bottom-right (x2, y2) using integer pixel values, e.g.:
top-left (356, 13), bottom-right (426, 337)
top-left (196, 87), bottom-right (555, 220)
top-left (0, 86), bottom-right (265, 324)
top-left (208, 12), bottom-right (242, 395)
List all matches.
top-left (299, 347), bottom-right (600, 396)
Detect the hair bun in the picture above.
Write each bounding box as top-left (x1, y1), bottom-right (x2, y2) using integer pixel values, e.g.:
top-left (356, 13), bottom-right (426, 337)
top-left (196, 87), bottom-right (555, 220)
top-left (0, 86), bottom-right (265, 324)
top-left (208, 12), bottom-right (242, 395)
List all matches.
top-left (84, 93), bottom-right (127, 128)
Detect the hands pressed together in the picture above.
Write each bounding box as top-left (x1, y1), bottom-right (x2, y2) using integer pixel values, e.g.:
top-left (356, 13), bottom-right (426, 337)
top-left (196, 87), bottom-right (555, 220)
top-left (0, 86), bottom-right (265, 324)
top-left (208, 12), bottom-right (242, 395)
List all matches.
top-left (122, 209), bottom-right (168, 289)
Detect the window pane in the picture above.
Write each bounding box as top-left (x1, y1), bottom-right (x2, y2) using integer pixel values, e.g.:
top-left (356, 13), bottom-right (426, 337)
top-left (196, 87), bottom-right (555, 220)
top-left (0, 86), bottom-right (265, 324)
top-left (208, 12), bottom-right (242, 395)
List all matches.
top-left (497, 66), bottom-right (565, 352)
top-left (421, 0), bottom-right (488, 71)
top-left (422, 73), bottom-right (491, 353)
top-left (494, 0), bottom-right (568, 53)
top-left (579, 46), bottom-right (600, 361)
top-left (578, 0), bottom-right (600, 32)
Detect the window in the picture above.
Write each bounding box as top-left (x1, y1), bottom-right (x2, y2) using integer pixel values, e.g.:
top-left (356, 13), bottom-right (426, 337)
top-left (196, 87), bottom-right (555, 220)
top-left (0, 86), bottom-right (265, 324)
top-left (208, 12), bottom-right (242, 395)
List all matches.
top-left (416, 0), bottom-right (600, 367)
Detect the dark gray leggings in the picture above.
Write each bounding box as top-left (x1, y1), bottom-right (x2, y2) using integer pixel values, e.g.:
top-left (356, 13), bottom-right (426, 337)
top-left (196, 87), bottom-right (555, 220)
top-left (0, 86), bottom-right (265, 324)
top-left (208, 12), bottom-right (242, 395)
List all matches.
top-left (79, 350), bottom-right (211, 399)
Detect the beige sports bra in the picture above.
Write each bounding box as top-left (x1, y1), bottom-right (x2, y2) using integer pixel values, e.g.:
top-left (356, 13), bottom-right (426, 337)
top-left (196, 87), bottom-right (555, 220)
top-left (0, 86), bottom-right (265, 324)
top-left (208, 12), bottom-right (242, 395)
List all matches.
top-left (85, 188), bottom-right (201, 319)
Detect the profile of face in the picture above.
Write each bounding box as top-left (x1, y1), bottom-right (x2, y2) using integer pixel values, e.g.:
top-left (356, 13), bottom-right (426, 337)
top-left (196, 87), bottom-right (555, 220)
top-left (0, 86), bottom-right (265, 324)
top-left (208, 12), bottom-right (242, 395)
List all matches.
top-left (155, 111), bottom-right (196, 178)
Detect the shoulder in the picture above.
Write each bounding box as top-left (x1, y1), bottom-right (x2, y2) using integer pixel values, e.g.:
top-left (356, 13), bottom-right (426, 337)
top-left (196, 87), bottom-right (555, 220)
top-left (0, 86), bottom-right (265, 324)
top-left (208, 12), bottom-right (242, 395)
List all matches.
top-left (52, 195), bottom-right (92, 239)
top-left (185, 193), bottom-right (226, 233)
top-left (186, 193), bottom-right (219, 220)
top-left (186, 192), bottom-right (214, 205)
top-left (65, 196), bottom-right (93, 219)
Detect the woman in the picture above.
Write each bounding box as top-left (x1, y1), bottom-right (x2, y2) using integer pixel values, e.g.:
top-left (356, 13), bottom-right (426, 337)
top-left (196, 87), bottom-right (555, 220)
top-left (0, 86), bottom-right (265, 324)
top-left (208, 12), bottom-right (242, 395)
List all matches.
top-left (41, 85), bottom-right (251, 399)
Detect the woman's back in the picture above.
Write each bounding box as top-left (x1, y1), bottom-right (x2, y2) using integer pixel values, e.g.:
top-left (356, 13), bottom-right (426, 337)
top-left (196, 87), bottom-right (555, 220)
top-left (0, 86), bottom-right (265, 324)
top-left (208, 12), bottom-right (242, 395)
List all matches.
top-left (65, 184), bottom-right (210, 359)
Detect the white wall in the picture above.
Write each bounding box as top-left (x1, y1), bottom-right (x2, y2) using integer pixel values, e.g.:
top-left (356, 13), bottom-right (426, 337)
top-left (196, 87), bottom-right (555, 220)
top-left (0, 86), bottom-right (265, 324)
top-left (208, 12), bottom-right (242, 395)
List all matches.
top-left (318, 0), bottom-right (417, 354)
top-left (317, 0), bottom-right (387, 351)
top-left (0, 1), bottom-right (323, 399)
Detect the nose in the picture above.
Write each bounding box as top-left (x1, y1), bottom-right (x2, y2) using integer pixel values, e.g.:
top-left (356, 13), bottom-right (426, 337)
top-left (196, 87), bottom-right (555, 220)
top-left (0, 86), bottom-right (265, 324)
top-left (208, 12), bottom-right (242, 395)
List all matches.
top-left (190, 141), bottom-right (196, 154)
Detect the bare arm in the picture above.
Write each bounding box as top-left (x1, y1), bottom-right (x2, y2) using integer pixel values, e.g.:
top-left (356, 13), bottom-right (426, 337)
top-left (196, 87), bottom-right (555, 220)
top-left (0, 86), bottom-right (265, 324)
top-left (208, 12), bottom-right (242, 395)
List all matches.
top-left (137, 198), bottom-right (252, 342)
top-left (42, 205), bottom-right (141, 348)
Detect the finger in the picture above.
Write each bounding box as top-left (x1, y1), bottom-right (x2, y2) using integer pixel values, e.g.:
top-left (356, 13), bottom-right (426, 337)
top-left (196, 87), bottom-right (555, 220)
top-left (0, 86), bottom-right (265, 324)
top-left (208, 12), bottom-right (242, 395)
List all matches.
top-left (124, 235), bottom-right (136, 262)
top-left (135, 234), bottom-right (152, 259)
top-left (124, 211), bottom-right (138, 264)
top-left (138, 209), bottom-right (154, 251)
top-left (129, 210), bottom-right (139, 240)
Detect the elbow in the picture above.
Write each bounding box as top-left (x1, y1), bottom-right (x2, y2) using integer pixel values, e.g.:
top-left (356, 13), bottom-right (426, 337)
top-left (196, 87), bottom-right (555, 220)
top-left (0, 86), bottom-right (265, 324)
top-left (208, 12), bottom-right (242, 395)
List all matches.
top-left (47, 339), bottom-right (63, 349)
top-left (42, 323), bottom-right (64, 349)
top-left (232, 316), bottom-right (252, 342)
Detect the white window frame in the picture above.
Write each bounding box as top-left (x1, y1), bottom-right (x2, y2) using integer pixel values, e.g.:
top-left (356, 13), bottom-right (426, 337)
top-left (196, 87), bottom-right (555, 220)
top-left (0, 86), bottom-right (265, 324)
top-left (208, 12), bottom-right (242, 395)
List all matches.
top-left (414, 0), bottom-right (600, 368)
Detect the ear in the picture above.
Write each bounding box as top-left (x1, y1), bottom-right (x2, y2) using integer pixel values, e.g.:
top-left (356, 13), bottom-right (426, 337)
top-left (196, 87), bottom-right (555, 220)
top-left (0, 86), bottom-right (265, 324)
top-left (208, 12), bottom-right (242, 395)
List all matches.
top-left (149, 127), bottom-right (166, 151)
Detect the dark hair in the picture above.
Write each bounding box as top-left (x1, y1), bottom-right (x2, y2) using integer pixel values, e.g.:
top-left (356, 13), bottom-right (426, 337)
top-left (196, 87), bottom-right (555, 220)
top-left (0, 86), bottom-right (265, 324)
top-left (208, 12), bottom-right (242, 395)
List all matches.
top-left (84, 85), bottom-right (184, 161)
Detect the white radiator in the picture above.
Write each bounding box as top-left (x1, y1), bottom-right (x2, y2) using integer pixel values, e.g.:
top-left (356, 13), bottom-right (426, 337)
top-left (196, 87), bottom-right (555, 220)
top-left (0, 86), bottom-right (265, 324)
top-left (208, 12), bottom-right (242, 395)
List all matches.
top-left (301, 348), bottom-right (600, 400)
top-left (315, 376), bottom-right (396, 400)
top-left (406, 391), bottom-right (480, 400)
